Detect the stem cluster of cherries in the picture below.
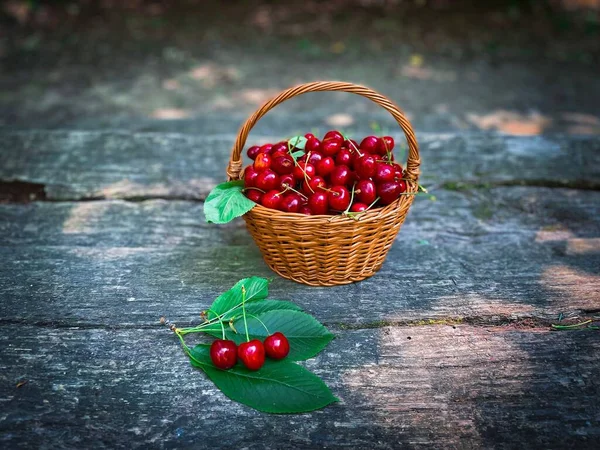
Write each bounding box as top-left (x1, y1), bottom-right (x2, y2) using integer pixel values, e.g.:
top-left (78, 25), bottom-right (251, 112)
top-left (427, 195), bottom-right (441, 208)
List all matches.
top-left (210, 288), bottom-right (290, 371)
top-left (243, 130), bottom-right (408, 215)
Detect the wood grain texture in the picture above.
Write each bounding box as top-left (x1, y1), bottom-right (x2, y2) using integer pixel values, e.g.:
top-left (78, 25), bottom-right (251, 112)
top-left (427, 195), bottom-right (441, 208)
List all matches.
top-left (0, 325), bottom-right (598, 449)
top-left (1, 187), bottom-right (598, 327)
top-left (0, 131), bottom-right (598, 200)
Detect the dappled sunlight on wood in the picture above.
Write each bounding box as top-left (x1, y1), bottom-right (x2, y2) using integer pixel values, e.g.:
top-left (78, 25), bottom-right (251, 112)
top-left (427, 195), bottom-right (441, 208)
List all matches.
top-left (566, 238), bottom-right (600, 255)
top-left (467, 110), bottom-right (552, 136)
top-left (535, 227), bottom-right (576, 242)
top-left (189, 63), bottom-right (241, 88)
top-left (151, 108), bottom-right (191, 120)
top-left (325, 113), bottom-right (354, 128)
top-left (62, 202), bottom-right (108, 234)
top-left (541, 265), bottom-right (600, 310)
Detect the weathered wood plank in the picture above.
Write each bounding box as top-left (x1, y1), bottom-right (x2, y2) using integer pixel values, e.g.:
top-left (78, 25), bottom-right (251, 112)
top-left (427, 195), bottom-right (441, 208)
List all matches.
top-left (1, 187), bottom-right (598, 326)
top-left (0, 131), bottom-right (598, 200)
top-left (0, 325), bottom-right (597, 448)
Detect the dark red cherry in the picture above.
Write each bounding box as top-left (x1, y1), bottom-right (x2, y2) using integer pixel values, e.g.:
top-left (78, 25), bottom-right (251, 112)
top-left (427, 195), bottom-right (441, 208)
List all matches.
top-left (330, 165), bottom-right (352, 186)
top-left (355, 179), bottom-right (376, 204)
top-left (378, 136), bottom-right (395, 155)
top-left (299, 205), bottom-right (312, 215)
top-left (307, 151), bottom-right (323, 165)
top-left (328, 186), bottom-right (351, 211)
top-left (336, 148), bottom-right (352, 166)
top-left (280, 193), bottom-right (302, 213)
top-left (271, 149), bottom-right (288, 159)
top-left (321, 139), bottom-right (341, 157)
top-left (392, 163), bottom-right (404, 180)
top-left (302, 175), bottom-right (326, 194)
top-left (292, 162), bottom-right (315, 180)
top-left (315, 157), bottom-right (335, 177)
top-left (253, 153), bottom-right (272, 172)
top-left (398, 179), bottom-right (407, 193)
top-left (323, 130), bottom-right (344, 144)
top-left (350, 202), bottom-right (368, 213)
top-left (261, 190), bottom-right (283, 210)
top-left (271, 155), bottom-right (294, 175)
top-left (210, 339), bottom-right (237, 370)
top-left (305, 137), bottom-right (322, 153)
top-left (255, 169), bottom-right (279, 191)
top-left (259, 143), bottom-right (273, 155)
top-left (355, 154), bottom-right (377, 179)
top-left (304, 133), bottom-right (316, 140)
top-left (237, 340), bottom-right (265, 371)
top-left (264, 332), bottom-right (290, 360)
top-left (374, 163), bottom-right (395, 183)
top-left (245, 189), bottom-right (263, 203)
top-left (247, 146), bottom-right (261, 160)
top-left (244, 165), bottom-right (260, 188)
top-left (377, 181), bottom-right (402, 205)
top-left (308, 192), bottom-right (329, 215)
top-left (278, 174), bottom-right (295, 191)
top-left (360, 136), bottom-right (379, 153)
top-left (344, 139), bottom-right (359, 152)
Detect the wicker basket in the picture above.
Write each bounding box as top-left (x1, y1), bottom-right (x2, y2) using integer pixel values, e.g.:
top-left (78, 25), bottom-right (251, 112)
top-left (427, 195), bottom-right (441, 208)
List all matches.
top-left (226, 81), bottom-right (421, 286)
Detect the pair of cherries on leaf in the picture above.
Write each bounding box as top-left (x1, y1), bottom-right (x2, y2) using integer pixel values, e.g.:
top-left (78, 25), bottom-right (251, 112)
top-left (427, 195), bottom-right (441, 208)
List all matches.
top-left (210, 332), bottom-right (290, 371)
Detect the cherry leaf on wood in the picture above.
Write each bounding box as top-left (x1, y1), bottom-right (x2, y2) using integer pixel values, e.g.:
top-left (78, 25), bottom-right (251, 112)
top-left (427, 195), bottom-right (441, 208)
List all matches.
top-left (207, 277), bottom-right (269, 320)
top-left (204, 180), bottom-right (256, 224)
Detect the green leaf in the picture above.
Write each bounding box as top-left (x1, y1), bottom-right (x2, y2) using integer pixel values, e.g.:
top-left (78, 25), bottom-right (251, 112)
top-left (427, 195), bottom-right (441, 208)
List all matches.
top-left (208, 310), bottom-right (335, 361)
top-left (290, 150), bottom-right (305, 161)
top-left (204, 180), bottom-right (256, 224)
top-left (208, 277), bottom-right (269, 320)
top-left (288, 135), bottom-right (307, 150)
top-left (189, 345), bottom-right (338, 414)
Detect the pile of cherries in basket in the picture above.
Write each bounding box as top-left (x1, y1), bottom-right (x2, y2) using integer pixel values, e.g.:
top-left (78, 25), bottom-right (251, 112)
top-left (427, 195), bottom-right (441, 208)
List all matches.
top-left (243, 130), bottom-right (408, 215)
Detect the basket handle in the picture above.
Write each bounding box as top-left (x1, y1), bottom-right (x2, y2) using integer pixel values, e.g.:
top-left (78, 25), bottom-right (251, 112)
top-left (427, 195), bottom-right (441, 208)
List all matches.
top-left (226, 81), bottom-right (420, 182)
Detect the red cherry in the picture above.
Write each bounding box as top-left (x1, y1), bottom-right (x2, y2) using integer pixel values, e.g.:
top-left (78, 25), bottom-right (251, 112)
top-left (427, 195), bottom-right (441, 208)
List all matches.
top-left (328, 186), bottom-right (351, 211)
top-left (261, 190), bottom-right (283, 209)
top-left (336, 148), bottom-right (352, 166)
top-left (377, 181), bottom-right (402, 205)
top-left (308, 192), bottom-right (329, 215)
top-left (245, 189), bottom-right (262, 203)
top-left (374, 163), bottom-right (395, 183)
top-left (271, 149), bottom-right (288, 160)
top-left (355, 179), bottom-right (376, 204)
top-left (398, 179), bottom-right (407, 193)
top-left (307, 151), bottom-right (323, 165)
top-left (321, 139), bottom-right (341, 157)
top-left (378, 136), bottom-right (395, 155)
top-left (315, 157), bottom-right (335, 177)
top-left (323, 130), bottom-right (344, 144)
top-left (355, 154), bottom-right (377, 179)
top-left (278, 174), bottom-right (295, 191)
top-left (259, 143), bottom-right (273, 154)
top-left (344, 139), bottom-right (359, 152)
top-left (271, 142), bottom-right (288, 154)
top-left (305, 137), bottom-right (322, 153)
top-left (255, 169), bottom-right (279, 191)
top-left (244, 165), bottom-right (260, 188)
top-left (302, 175), bottom-right (326, 194)
top-left (304, 133), bottom-right (316, 140)
top-left (271, 155), bottom-right (294, 175)
top-left (237, 340), bottom-right (265, 371)
top-left (330, 165), bottom-right (352, 186)
top-left (350, 202), bottom-right (368, 213)
top-left (360, 136), bottom-right (379, 153)
top-left (392, 163), bottom-right (403, 180)
top-left (210, 339), bottom-right (237, 370)
top-left (299, 205), bottom-right (312, 215)
top-left (264, 332), bottom-right (290, 360)
top-left (293, 162), bottom-right (315, 180)
top-left (280, 193), bottom-right (302, 213)
top-left (253, 153), bottom-right (272, 172)
top-left (247, 146), bottom-right (261, 160)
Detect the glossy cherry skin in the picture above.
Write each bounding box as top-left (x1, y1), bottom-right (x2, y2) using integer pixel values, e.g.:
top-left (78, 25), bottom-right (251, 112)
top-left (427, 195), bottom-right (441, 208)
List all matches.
top-left (255, 169), bottom-right (279, 191)
top-left (264, 332), bottom-right (290, 360)
top-left (308, 192), bottom-right (329, 215)
top-left (305, 137), bottom-right (322, 153)
top-left (247, 146), bottom-right (261, 160)
top-left (278, 174), bottom-right (295, 191)
top-left (293, 162), bottom-right (315, 181)
top-left (336, 149), bottom-right (352, 167)
top-left (253, 153), bottom-right (272, 172)
top-left (299, 205), bottom-right (312, 215)
top-left (374, 163), bottom-right (395, 183)
top-left (398, 179), bottom-right (407, 193)
top-left (304, 133), bottom-right (316, 140)
top-left (210, 339), bottom-right (237, 370)
top-left (244, 165), bottom-right (260, 188)
top-left (261, 190), bottom-right (283, 210)
top-left (355, 179), bottom-right (376, 204)
top-left (355, 154), bottom-right (377, 179)
top-left (315, 157), bottom-right (335, 177)
top-left (377, 181), bottom-right (403, 205)
top-left (392, 163), bottom-right (404, 180)
top-left (350, 202), bottom-right (368, 213)
top-left (330, 165), bottom-right (352, 186)
top-left (378, 136), bottom-right (395, 155)
top-left (271, 149), bottom-right (288, 160)
top-left (344, 139), bottom-right (359, 152)
top-left (259, 143), bottom-right (273, 155)
top-left (279, 193), bottom-right (302, 213)
top-left (321, 139), bottom-right (341, 157)
top-left (328, 186), bottom-right (351, 211)
top-left (302, 176), bottom-right (326, 195)
top-left (323, 130), bottom-right (344, 144)
top-left (237, 339), bottom-right (265, 371)
top-left (245, 189), bottom-right (263, 203)
top-left (271, 142), bottom-right (288, 154)
top-left (360, 136), bottom-right (380, 153)
top-left (307, 151), bottom-right (323, 166)
top-left (272, 155), bottom-right (294, 175)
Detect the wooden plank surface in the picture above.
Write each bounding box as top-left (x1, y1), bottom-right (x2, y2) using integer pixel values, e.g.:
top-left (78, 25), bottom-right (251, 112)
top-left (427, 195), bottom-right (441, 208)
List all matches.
top-left (1, 325), bottom-right (598, 449)
top-left (1, 187), bottom-right (598, 328)
top-left (0, 131), bottom-right (599, 201)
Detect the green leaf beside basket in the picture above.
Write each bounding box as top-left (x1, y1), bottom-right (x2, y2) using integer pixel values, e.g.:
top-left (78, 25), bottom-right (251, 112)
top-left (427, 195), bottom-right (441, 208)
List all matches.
top-left (204, 180), bottom-right (256, 224)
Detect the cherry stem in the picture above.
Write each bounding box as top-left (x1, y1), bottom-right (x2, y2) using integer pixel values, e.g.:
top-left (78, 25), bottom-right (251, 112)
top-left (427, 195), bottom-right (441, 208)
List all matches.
top-left (241, 285), bottom-right (250, 342)
top-left (320, 186), bottom-right (340, 196)
top-left (346, 137), bottom-right (363, 157)
top-left (243, 187), bottom-right (266, 193)
top-left (205, 308), bottom-right (226, 340)
top-left (342, 183), bottom-right (356, 215)
top-left (246, 313), bottom-right (271, 335)
top-left (283, 184), bottom-right (308, 200)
